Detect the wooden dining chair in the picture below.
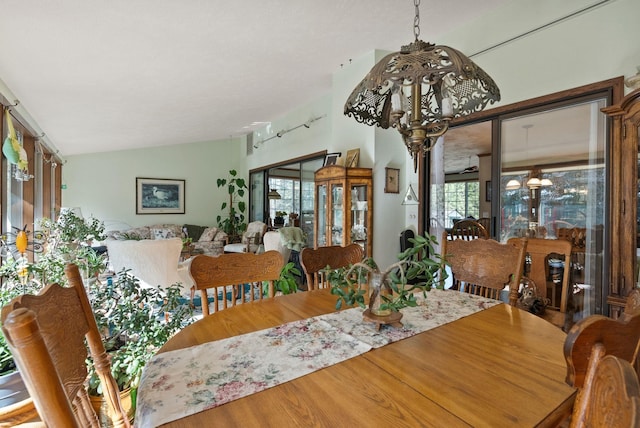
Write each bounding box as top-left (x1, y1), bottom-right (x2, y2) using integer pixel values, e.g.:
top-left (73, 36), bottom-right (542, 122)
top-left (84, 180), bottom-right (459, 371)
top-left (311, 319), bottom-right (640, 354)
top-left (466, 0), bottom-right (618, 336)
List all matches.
top-left (508, 237), bottom-right (573, 331)
top-left (448, 219), bottom-right (489, 240)
top-left (190, 250), bottom-right (283, 316)
top-left (0, 264), bottom-right (130, 428)
top-left (300, 244), bottom-right (364, 291)
top-left (441, 232), bottom-right (527, 306)
top-left (569, 350), bottom-right (640, 428)
top-left (564, 290), bottom-right (640, 389)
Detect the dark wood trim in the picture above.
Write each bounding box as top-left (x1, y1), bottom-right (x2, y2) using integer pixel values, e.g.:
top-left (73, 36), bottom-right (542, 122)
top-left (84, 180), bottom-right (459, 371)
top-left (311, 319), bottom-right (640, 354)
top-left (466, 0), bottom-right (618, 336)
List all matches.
top-left (449, 76), bottom-right (624, 127)
top-left (54, 163), bottom-right (62, 215)
top-left (22, 135), bottom-right (35, 236)
top-left (249, 150), bottom-right (327, 174)
top-left (501, 158), bottom-right (605, 173)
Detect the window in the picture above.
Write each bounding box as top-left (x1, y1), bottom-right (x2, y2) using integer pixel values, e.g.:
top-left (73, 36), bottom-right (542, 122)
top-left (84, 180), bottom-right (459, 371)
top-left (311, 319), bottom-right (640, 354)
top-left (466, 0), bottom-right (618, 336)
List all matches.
top-left (443, 181), bottom-right (479, 228)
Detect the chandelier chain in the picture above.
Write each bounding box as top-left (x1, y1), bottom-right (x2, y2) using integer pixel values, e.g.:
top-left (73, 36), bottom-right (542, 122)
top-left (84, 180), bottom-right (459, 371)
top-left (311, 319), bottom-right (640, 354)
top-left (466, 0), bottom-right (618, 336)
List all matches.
top-left (413, 0), bottom-right (420, 40)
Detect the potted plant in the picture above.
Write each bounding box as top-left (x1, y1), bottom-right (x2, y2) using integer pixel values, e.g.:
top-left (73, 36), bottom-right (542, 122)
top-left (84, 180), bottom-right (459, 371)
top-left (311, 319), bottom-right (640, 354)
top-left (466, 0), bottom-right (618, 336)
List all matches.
top-left (263, 261), bottom-right (301, 296)
top-left (216, 170), bottom-right (248, 243)
top-left (86, 269), bottom-right (193, 423)
top-left (327, 233), bottom-right (446, 326)
top-left (0, 213), bottom-right (193, 425)
top-left (0, 213), bottom-right (106, 415)
top-left (274, 211), bottom-right (287, 227)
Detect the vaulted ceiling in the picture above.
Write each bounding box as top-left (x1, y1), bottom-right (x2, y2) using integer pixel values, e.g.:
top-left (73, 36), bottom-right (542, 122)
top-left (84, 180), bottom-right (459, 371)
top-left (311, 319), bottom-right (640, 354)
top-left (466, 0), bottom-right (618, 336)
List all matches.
top-left (0, 1), bottom-right (508, 157)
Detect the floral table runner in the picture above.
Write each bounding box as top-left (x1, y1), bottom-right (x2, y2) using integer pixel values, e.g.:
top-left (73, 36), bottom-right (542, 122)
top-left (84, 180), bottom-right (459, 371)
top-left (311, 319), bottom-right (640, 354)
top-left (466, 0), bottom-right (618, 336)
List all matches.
top-left (135, 289), bottom-right (500, 428)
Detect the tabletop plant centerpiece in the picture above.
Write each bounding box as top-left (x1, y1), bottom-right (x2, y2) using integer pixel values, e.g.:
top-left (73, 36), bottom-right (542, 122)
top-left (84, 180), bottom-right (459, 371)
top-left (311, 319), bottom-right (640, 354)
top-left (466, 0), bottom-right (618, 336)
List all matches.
top-left (328, 233), bottom-right (446, 330)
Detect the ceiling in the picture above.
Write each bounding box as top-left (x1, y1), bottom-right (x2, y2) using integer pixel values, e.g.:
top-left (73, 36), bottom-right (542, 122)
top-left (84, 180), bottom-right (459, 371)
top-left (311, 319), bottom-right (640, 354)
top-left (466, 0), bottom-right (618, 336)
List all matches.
top-left (0, 0), bottom-right (509, 158)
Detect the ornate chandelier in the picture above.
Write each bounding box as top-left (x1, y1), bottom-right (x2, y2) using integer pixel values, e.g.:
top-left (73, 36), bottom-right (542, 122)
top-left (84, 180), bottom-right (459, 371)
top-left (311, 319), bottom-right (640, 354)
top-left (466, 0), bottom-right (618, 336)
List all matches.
top-left (344, 0), bottom-right (501, 171)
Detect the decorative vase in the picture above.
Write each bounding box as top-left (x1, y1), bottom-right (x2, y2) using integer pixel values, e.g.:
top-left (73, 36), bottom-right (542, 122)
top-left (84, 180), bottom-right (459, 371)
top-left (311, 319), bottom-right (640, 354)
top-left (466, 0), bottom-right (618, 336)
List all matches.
top-left (89, 387), bottom-right (135, 427)
top-left (362, 273), bottom-right (404, 330)
top-left (369, 273), bottom-right (392, 316)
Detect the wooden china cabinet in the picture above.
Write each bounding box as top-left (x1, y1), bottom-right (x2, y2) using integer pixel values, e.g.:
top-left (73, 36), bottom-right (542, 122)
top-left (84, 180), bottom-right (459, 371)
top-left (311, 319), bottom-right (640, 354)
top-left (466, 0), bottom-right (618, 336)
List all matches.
top-left (313, 165), bottom-right (373, 257)
top-left (603, 88), bottom-right (640, 318)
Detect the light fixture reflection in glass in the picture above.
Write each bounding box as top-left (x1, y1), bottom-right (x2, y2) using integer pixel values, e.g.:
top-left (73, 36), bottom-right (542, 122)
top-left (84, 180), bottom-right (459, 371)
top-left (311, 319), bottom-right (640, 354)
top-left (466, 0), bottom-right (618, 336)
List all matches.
top-left (267, 189), bottom-right (281, 200)
top-left (506, 179), bottom-right (521, 190)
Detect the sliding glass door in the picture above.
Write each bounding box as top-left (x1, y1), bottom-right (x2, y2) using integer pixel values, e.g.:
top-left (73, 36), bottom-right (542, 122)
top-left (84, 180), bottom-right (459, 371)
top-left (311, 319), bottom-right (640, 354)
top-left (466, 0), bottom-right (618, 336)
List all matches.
top-left (249, 154), bottom-right (324, 248)
top-left (500, 96), bottom-right (608, 319)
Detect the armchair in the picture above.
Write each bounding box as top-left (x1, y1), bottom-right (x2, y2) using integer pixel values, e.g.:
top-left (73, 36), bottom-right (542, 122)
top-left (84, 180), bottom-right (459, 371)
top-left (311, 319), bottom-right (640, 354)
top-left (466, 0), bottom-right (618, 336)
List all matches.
top-left (223, 221), bottom-right (267, 253)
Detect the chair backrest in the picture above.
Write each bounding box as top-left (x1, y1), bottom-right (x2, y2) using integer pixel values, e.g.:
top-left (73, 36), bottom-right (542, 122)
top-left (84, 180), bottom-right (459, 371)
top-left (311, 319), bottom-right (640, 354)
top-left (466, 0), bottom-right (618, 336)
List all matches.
top-left (241, 221), bottom-right (268, 253)
top-left (511, 237), bottom-right (573, 329)
top-left (190, 251), bottom-right (283, 316)
top-left (556, 227), bottom-right (587, 253)
top-left (569, 349), bottom-right (640, 428)
top-left (263, 231), bottom-right (291, 267)
top-left (106, 237), bottom-right (184, 292)
top-left (448, 219), bottom-right (489, 240)
top-left (477, 217), bottom-right (491, 235)
top-left (1, 264), bottom-right (130, 428)
top-left (300, 244), bottom-right (364, 291)
top-left (564, 290), bottom-right (640, 388)
top-left (399, 229), bottom-right (415, 253)
top-left (441, 232), bottom-right (527, 306)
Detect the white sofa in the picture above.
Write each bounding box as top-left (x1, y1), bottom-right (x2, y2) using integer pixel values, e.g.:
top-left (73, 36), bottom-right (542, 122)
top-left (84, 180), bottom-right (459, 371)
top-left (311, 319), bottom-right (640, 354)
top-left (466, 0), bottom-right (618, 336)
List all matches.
top-left (106, 237), bottom-right (193, 296)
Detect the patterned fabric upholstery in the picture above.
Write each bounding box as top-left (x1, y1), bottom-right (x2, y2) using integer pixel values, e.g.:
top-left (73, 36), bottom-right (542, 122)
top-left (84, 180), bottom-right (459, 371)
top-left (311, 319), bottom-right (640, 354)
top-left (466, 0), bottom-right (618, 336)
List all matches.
top-left (224, 221), bottom-right (267, 253)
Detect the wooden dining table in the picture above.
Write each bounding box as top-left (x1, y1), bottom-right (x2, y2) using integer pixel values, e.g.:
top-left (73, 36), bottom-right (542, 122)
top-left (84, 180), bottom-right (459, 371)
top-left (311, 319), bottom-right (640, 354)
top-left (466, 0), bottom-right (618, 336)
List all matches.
top-left (154, 289), bottom-right (576, 427)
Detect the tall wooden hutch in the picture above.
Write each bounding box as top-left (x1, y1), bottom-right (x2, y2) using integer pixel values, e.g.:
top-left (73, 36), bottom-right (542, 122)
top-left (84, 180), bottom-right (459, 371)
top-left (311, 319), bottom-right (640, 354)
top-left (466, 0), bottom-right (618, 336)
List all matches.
top-left (313, 165), bottom-right (373, 256)
top-left (603, 88), bottom-right (640, 318)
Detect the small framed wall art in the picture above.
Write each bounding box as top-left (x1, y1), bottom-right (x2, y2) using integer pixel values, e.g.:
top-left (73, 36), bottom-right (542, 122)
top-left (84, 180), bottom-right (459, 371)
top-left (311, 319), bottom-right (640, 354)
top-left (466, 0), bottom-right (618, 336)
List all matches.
top-left (384, 167), bottom-right (400, 193)
top-left (345, 148), bottom-right (360, 168)
top-left (324, 152), bottom-right (342, 166)
top-left (136, 177), bottom-right (186, 214)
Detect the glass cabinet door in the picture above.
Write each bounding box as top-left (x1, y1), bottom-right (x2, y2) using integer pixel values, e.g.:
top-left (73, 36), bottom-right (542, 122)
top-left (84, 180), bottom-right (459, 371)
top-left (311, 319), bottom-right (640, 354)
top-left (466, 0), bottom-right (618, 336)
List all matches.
top-left (331, 183), bottom-right (344, 245)
top-left (317, 184), bottom-right (327, 246)
top-left (350, 184), bottom-right (368, 254)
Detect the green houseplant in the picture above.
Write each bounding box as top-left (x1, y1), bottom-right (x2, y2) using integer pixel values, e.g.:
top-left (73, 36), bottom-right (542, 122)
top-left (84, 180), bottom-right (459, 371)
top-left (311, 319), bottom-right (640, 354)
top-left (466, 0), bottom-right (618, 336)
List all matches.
top-left (0, 213), bottom-right (193, 421)
top-left (263, 261), bottom-right (301, 296)
top-left (0, 212), bottom-right (108, 413)
top-left (0, 212), bottom-right (107, 375)
top-left (86, 269), bottom-right (193, 410)
top-left (328, 233), bottom-right (446, 317)
top-left (216, 169), bottom-right (248, 243)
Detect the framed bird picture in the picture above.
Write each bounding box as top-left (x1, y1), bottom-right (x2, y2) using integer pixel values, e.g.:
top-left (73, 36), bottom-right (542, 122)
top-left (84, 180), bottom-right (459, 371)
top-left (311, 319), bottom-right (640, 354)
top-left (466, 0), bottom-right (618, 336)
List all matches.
top-left (136, 177), bottom-right (185, 214)
top-left (384, 167), bottom-right (400, 193)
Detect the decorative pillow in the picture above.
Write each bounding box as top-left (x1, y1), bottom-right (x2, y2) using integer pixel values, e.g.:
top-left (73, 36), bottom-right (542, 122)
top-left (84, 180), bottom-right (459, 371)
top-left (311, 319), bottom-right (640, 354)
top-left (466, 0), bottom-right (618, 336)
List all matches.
top-left (213, 231), bottom-right (228, 244)
top-left (148, 224), bottom-right (183, 238)
top-left (183, 224), bottom-right (207, 241)
top-left (152, 228), bottom-right (175, 240)
top-left (199, 227), bottom-right (218, 242)
top-left (124, 226), bottom-right (151, 240)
